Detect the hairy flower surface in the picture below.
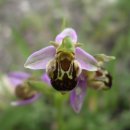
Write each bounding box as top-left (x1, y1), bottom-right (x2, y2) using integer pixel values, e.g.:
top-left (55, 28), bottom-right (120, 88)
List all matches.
top-left (24, 28), bottom-right (115, 113)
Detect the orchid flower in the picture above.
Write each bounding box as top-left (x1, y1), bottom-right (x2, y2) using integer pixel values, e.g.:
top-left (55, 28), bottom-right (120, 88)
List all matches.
top-left (24, 28), bottom-right (115, 113)
top-left (7, 72), bottom-right (40, 106)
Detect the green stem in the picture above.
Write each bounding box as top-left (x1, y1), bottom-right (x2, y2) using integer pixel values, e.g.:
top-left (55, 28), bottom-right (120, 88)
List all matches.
top-left (27, 80), bottom-right (54, 96)
top-left (57, 102), bottom-right (63, 130)
top-left (54, 93), bottom-right (67, 130)
top-left (61, 17), bottom-right (67, 30)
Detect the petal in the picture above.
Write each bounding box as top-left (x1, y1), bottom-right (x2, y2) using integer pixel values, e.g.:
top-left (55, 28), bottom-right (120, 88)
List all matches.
top-left (24, 46), bottom-right (56, 70)
top-left (11, 94), bottom-right (40, 106)
top-left (41, 73), bottom-right (51, 86)
top-left (55, 28), bottom-right (77, 44)
top-left (70, 74), bottom-right (87, 113)
top-left (7, 72), bottom-right (30, 87)
top-left (75, 47), bottom-right (98, 71)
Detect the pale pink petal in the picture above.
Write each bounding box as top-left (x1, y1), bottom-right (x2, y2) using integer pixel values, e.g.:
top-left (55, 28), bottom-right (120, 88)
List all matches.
top-left (70, 74), bottom-right (87, 113)
top-left (75, 47), bottom-right (98, 71)
top-left (11, 94), bottom-right (40, 106)
top-left (8, 72), bottom-right (30, 87)
top-left (55, 28), bottom-right (77, 44)
top-left (41, 73), bottom-right (51, 86)
top-left (24, 46), bottom-right (56, 70)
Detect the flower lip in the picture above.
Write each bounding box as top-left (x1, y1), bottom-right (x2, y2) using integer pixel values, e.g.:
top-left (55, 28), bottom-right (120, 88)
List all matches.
top-left (55, 28), bottom-right (78, 44)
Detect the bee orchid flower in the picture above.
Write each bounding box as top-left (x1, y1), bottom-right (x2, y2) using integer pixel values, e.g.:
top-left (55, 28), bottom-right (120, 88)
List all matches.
top-left (7, 72), bottom-right (40, 106)
top-left (24, 28), bottom-right (115, 113)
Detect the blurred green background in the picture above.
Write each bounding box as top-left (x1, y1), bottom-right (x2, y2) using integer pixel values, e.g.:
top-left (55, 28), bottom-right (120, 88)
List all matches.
top-left (0, 0), bottom-right (130, 130)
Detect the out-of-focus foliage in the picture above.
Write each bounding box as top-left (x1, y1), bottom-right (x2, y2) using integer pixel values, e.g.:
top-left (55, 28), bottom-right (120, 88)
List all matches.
top-left (0, 0), bottom-right (130, 130)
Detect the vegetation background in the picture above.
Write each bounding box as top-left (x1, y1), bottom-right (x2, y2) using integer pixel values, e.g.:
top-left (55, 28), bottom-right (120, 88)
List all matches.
top-left (0, 0), bottom-right (130, 130)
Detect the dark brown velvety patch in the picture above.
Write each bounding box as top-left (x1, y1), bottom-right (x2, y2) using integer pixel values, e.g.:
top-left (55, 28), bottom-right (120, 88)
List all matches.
top-left (104, 73), bottom-right (112, 88)
top-left (51, 74), bottom-right (77, 91)
top-left (50, 62), bottom-right (78, 91)
top-left (96, 70), bottom-right (103, 77)
top-left (60, 58), bottom-right (71, 71)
